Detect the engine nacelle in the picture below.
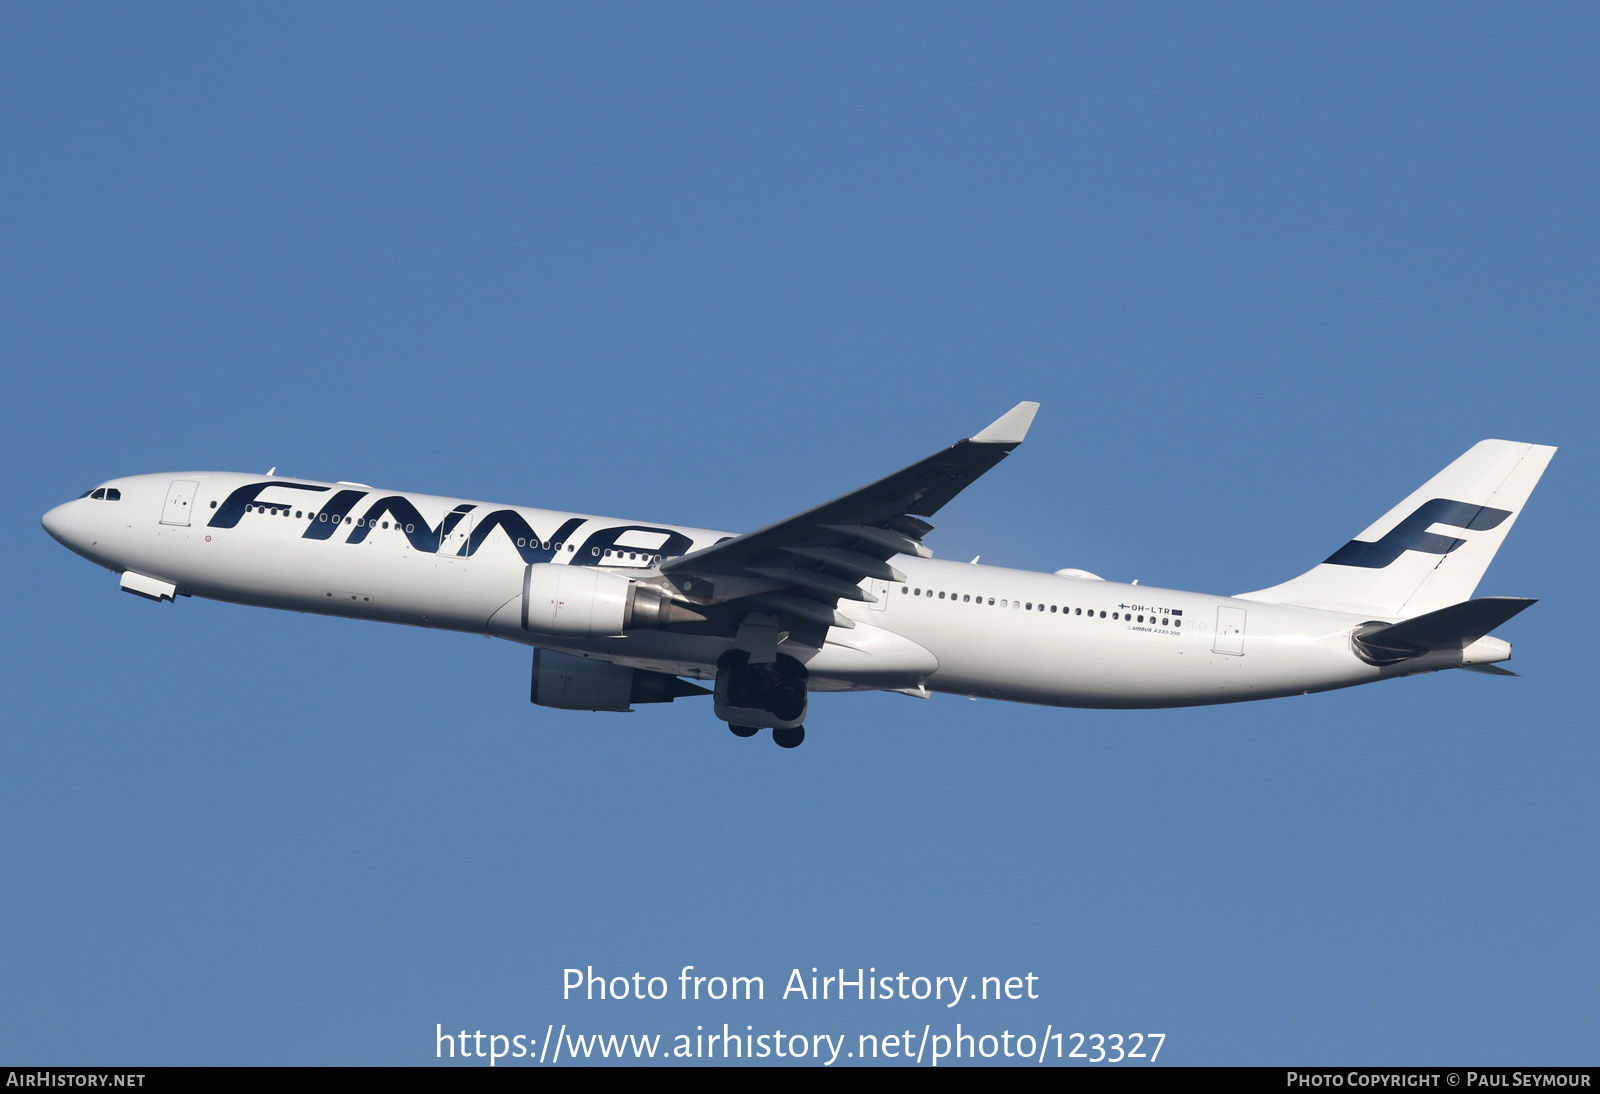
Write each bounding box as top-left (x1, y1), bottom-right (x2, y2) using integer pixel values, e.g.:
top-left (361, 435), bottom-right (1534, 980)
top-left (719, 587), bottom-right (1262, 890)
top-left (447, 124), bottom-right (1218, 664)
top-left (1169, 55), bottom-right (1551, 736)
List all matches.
top-left (530, 649), bottom-right (709, 712)
top-left (521, 563), bottom-right (699, 637)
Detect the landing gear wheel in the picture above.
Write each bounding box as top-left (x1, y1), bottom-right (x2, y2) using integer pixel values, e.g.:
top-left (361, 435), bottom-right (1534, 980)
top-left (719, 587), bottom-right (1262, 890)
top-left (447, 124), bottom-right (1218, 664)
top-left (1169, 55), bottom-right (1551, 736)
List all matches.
top-left (772, 725), bottom-right (806, 749)
top-left (729, 724), bottom-right (759, 738)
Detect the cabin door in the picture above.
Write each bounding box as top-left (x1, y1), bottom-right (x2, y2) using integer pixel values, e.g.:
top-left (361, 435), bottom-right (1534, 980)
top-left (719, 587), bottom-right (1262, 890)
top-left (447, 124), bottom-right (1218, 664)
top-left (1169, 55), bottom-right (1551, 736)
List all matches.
top-left (160, 479), bottom-right (199, 526)
top-left (1213, 606), bottom-right (1247, 656)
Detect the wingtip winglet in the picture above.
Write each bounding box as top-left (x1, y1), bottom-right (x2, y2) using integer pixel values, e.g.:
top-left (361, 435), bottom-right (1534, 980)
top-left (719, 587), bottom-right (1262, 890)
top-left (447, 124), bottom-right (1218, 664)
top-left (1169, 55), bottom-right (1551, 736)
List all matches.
top-left (971, 401), bottom-right (1040, 445)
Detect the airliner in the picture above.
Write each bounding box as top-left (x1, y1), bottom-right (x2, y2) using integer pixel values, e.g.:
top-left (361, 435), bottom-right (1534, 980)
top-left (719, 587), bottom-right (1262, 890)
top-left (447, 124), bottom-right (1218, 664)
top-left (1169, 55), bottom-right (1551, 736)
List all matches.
top-left (41, 404), bottom-right (1554, 748)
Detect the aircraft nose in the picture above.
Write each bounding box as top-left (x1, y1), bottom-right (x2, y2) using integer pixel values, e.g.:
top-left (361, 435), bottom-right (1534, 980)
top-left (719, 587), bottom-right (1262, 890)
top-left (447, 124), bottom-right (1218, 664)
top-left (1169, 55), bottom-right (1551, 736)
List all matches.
top-left (42, 500), bottom-right (92, 554)
top-left (42, 502), bottom-right (71, 544)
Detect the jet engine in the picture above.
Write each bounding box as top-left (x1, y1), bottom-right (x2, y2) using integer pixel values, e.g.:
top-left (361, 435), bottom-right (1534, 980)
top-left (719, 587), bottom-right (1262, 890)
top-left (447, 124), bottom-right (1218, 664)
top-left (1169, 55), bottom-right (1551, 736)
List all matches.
top-left (530, 648), bottom-right (709, 712)
top-left (521, 563), bottom-right (703, 637)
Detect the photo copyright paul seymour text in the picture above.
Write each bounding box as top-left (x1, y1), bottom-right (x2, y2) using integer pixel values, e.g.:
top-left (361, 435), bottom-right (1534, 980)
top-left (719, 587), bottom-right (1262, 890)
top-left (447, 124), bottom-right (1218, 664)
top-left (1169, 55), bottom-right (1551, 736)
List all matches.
top-left (1287, 1075), bottom-right (1591, 1089)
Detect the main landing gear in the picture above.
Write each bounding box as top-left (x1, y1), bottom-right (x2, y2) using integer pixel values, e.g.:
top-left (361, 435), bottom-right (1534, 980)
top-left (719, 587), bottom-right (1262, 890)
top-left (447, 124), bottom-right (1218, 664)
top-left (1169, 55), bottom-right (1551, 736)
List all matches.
top-left (726, 723), bottom-right (806, 747)
top-left (772, 725), bottom-right (806, 749)
top-left (715, 650), bottom-right (809, 748)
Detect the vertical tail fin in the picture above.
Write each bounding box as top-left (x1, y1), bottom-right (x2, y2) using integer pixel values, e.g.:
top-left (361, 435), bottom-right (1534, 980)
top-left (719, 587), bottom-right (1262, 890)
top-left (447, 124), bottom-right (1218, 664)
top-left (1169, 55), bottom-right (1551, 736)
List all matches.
top-left (1238, 440), bottom-right (1555, 619)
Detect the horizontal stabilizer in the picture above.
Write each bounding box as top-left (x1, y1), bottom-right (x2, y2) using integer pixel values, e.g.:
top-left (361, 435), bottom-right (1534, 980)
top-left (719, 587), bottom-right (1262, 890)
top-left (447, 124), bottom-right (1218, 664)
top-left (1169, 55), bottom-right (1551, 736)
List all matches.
top-left (1352, 596), bottom-right (1534, 664)
top-left (1460, 664), bottom-right (1519, 677)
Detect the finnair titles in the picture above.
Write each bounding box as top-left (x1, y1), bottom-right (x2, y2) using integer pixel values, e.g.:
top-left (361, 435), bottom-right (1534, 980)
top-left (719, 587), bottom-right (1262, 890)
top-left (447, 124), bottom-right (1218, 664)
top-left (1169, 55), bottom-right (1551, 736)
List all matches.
top-left (42, 404), bottom-right (1554, 748)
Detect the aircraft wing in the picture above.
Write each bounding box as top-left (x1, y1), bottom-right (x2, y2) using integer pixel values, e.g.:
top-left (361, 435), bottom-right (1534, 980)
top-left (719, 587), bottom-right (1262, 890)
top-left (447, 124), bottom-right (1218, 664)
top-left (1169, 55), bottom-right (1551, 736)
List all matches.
top-left (660, 402), bottom-right (1038, 632)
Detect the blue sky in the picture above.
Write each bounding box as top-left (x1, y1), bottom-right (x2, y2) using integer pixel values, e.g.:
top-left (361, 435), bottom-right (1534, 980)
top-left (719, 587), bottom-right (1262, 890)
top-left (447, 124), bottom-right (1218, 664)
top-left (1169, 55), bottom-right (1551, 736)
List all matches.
top-left (3, 4), bottom-right (1595, 1066)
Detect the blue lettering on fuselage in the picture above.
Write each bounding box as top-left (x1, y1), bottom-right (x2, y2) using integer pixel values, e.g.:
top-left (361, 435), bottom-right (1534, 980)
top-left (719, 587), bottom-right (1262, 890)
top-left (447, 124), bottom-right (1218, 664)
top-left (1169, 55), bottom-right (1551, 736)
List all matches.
top-left (464, 510), bottom-right (586, 563)
top-left (208, 481), bottom-right (697, 563)
top-left (346, 496), bottom-right (473, 553)
top-left (569, 524), bottom-right (696, 566)
top-left (302, 489), bottom-right (374, 540)
top-left (209, 481), bottom-right (330, 528)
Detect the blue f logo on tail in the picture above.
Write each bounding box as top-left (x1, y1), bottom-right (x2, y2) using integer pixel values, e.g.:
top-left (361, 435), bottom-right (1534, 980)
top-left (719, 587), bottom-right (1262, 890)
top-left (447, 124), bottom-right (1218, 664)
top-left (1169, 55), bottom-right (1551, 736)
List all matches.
top-left (1324, 498), bottom-right (1511, 569)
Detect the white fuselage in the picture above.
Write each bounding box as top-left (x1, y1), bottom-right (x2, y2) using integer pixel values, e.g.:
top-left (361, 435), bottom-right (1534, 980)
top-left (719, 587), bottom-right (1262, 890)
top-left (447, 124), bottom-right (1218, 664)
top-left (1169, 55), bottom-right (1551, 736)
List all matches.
top-left (42, 471), bottom-right (1490, 710)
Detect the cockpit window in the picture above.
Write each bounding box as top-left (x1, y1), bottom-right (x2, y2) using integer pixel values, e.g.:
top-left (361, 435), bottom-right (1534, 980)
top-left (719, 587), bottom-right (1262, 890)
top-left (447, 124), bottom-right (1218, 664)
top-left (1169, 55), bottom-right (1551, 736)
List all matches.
top-left (91, 488), bottom-right (106, 500)
top-left (83, 486), bottom-right (122, 501)
top-left (106, 488), bottom-right (121, 501)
